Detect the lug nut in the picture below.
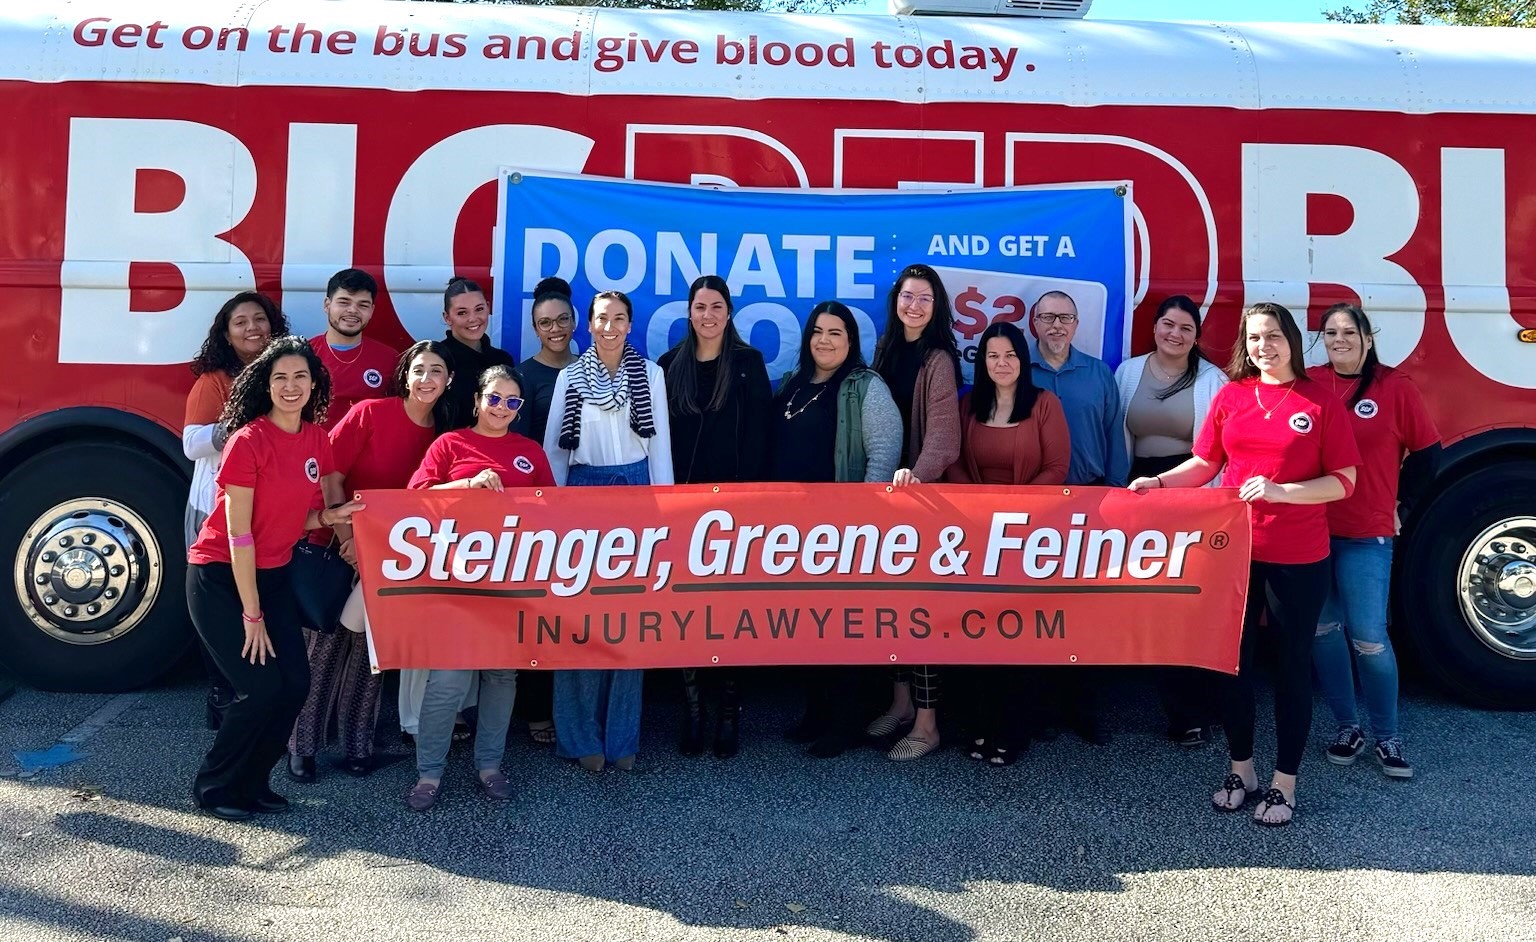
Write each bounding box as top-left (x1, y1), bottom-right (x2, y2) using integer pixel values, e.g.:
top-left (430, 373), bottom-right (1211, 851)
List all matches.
top-left (86, 603), bottom-right (101, 615)
top-left (58, 536), bottom-right (73, 548)
top-left (35, 574), bottom-right (47, 585)
top-left (63, 606), bottom-right (77, 617)
top-left (101, 545), bottom-right (115, 556)
top-left (41, 551), bottom-right (56, 563)
top-left (110, 566), bottom-right (124, 577)
top-left (1514, 543), bottom-right (1529, 554)
top-left (103, 588), bottom-right (119, 600)
top-left (82, 533), bottom-right (96, 545)
top-left (43, 594), bottom-right (58, 605)
top-left (1492, 542), bottom-right (1507, 553)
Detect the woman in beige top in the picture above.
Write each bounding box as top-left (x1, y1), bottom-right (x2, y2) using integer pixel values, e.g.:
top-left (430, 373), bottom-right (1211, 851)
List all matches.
top-left (1113, 295), bottom-right (1228, 747)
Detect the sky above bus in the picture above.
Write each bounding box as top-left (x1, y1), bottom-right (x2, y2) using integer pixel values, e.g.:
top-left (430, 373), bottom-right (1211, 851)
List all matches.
top-left (852, 0), bottom-right (1328, 20)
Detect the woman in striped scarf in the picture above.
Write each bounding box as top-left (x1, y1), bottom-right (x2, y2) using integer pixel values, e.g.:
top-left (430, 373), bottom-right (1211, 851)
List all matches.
top-left (543, 290), bottom-right (673, 771)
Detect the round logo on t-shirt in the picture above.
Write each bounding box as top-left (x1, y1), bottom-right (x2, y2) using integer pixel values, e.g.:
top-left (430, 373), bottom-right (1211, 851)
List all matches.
top-left (513, 455), bottom-right (536, 475)
top-left (1288, 412), bottom-right (1314, 434)
top-left (1354, 398), bottom-right (1379, 419)
top-left (362, 368), bottom-right (384, 389)
top-left (305, 457), bottom-right (320, 483)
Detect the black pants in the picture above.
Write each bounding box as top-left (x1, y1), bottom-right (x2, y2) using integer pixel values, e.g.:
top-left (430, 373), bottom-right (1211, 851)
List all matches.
top-left (187, 563), bottom-right (310, 806)
top-left (955, 666), bottom-right (1028, 747)
top-left (515, 668), bottom-right (553, 725)
top-left (1225, 558), bottom-right (1330, 777)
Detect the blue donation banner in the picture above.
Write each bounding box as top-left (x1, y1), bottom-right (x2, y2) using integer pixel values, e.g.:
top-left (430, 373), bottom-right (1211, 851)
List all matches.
top-left (495, 172), bottom-right (1133, 382)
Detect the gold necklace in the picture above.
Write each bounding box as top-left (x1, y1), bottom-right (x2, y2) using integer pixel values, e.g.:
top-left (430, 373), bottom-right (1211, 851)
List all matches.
top-left (783, 384), bottom-right (827, 421)
top-left (1329, 369), bottom-right (1360, 401)
top-left (327, 339), bottom-right (364, 366)
top-left (1253, 380), bottom-right (1296, 420)
top-left (1148, 357), bottom-right (1183, 383)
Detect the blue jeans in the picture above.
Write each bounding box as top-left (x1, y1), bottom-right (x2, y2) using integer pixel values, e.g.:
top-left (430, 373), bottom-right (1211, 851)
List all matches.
top-left (416, 669), bottom-right (517, 780)
top-left (554, 458), bottom-right (649, 762)
top-left (1313, 536), bottom-right (1399, 741)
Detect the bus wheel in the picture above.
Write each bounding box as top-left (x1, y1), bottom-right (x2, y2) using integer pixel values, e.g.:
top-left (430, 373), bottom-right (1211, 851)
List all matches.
top-left (0, 440), bottom-right (191, 691)
top-left (1399, 462), bottom-right (1536, 709)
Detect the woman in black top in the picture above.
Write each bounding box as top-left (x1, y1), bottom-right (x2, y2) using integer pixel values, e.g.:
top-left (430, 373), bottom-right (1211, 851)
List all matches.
top-left (439, 277), bottom-right (515, 429)
top-left (658, 275), bottom-right (773, 758)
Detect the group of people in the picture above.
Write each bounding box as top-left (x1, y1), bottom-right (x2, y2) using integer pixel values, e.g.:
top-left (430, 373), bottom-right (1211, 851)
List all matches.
top-left (180, 263), bottom-right (1439, 828)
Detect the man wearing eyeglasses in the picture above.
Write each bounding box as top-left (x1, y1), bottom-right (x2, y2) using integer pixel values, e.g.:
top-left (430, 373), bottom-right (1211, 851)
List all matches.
top-left (1028, 290), bottom-right (1129, 489)
top-left (1028, 290), bottom-right (1128, 746)
top-left (514, 276), bottom-right (578, 445)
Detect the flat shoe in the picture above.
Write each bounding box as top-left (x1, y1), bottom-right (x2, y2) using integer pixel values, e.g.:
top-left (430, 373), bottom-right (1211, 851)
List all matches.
top-left (251, 791), bottom-right (290, 814)
top-left (405, 782), bottom-right (440, 812)
top-left (888, 735), bottom-right (940, 761)
top-left (285, 754), bottom-right (316, 784)
top-left (865, 712), bottom-right (914, 738)
top-left (477, 771), bottom-right (514, 801)
top-left (576, 754), bottom-right (604, 772)
top-left (200, 802), bottom-right (252, 822)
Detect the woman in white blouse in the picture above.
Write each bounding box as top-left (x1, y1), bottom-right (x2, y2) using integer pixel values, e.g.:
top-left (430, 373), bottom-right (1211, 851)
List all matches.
top-left (1113, 294), bottom-right (1228, 747)
top-left (544, 290), bottom-right (673, 771)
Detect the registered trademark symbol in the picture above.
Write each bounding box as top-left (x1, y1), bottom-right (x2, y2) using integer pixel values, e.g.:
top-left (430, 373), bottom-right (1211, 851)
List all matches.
top-left (1210, 531), bottom-right (1230, 550)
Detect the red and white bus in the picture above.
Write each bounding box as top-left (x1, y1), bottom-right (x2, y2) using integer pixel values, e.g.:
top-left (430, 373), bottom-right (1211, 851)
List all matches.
top-left (2, 0), bottom-right (1533, 704)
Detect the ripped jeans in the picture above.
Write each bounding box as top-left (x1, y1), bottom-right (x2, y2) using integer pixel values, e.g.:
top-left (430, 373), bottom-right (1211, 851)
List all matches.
top-left (1313, 536), bottom-right (1399, 741)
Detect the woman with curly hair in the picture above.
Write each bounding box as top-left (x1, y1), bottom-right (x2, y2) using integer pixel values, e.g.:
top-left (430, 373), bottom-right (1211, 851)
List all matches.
top-left (183, 291), bottom-right (288, 729)
top-left (185, 336), bottom-right (364, 821)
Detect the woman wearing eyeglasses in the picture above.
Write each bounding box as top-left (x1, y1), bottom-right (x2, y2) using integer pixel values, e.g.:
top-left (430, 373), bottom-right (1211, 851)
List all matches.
top-left (868, 263), bottom-right (963, 762)
top-left (402, 365), bottom-right (556, 812)
top-left (512, 277), bottom-right (576, 747)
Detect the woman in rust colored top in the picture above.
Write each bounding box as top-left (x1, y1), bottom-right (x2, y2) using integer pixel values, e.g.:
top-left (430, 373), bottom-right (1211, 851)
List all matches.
top-left (943, 321), bottom-right (1070, 766)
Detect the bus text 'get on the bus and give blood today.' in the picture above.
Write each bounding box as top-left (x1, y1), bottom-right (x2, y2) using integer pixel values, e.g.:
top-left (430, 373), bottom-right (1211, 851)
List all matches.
top-left (71, 18), bottom-right (1030, 83)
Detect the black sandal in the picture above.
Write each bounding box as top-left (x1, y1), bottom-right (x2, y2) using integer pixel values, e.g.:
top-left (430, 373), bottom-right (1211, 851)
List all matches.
top-left (1211, 773), bottom-right (1257, 812)
top-left (987, 742), bottom-right (1018, 767)
top-left (1252, 787), bottom-right (1295, 827)
top-left (967, 737), bottom-right (989, 761)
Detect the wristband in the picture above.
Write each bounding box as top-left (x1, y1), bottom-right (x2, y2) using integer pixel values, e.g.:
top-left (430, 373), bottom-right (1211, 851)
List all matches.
top-left (229, 532), bottom-right (254, 548)
top-left (1155, 475), bottom-right (1164, 488)
top-left (241, 610), bottom-right (264, 623)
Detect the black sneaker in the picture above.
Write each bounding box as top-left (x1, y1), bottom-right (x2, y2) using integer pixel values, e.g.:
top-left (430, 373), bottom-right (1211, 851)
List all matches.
top-left (1325, 726), bottom-right (1366, 765)
top-left (1374, 738), bottom-right (1414, 779)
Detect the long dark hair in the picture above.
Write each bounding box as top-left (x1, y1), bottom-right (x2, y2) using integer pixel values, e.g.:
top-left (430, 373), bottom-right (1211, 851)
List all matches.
top-left (1316, 303), bottom-right (1380, 406)
top-left (780, 300), bottom-right (864, 402)
top-left (394, 340), bottom-right (455, 435)
top-left (1151, 295), bottom-right (1209, 400)
top-left (190, 291), bottom-right (289, 377)
top-left (219, 335), bottom-right (332, 431)
top-left (1226, 302), bottom-right (1310, 383)
top-left (665, 275), bottom-right (749, 415)
top-left (970, 322), bottom-right (1040, 423)
top-left (871, 263), bottom-right (962, 388)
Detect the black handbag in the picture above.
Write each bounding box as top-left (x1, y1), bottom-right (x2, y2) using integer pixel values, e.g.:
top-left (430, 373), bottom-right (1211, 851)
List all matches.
top-left (288, 538), bottom-right (355, 634)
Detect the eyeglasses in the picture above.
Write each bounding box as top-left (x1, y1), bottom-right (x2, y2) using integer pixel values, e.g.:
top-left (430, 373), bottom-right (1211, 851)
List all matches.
top-left (535, 314), bottom-right (574, 331)
top-left (1033, 313), bottom-right (1079, 325)
top-left (483, 393), bottom-right (524, 410)
top-left (898, 292), bottom-right (935, 308)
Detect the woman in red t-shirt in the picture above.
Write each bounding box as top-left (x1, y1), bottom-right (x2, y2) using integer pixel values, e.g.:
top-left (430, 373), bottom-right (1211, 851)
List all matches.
top-left (1129, 302), bottom-right (1360, 826)
top-left (1308, 304), bottom-right (1440, 779)
top-left (284, 340), bottom-right (453, 784)
top-left (402, 365), bottom-right (555, 812)
top-left (185, 336), bottom-right (364, 821)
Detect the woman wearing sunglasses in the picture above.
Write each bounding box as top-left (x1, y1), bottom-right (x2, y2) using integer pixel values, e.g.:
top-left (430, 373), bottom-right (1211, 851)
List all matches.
top-left (401, 365), bottom-right (556, 812)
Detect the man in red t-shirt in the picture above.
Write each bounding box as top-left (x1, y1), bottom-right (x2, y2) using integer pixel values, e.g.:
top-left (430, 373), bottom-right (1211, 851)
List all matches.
top-left (309, 268), bottom-right (401, 431)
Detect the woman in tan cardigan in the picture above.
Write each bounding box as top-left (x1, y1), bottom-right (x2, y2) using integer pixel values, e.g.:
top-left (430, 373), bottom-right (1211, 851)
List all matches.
top-left (867, 263), bottom-right (963, 761)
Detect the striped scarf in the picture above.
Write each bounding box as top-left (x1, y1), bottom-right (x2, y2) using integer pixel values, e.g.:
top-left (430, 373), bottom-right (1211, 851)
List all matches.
top-left (558, 343), bottom-right (655, 451)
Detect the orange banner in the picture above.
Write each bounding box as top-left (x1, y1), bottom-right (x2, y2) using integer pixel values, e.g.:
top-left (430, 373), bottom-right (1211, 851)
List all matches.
top-left (352, 484), bottom-right (1251, 674)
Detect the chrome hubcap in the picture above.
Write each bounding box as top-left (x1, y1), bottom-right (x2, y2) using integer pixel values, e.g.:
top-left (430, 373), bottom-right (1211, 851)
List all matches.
top-left (12, 499), bottom-right (162, 645)
top-left (1458, 516), bottom-right (1536, 660)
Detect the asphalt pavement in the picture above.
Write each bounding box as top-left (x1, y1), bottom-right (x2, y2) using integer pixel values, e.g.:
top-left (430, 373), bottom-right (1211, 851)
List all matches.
top-left (1, 670), bottom-right (1534, 942)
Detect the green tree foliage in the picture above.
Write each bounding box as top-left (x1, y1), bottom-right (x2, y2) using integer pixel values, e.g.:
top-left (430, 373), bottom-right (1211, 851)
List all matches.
top-left (1324, 0), bottom-right (1535, 26)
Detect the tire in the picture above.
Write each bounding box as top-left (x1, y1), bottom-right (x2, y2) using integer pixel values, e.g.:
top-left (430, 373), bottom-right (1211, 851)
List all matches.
top-left (0, 440), bottom-right (192, 691)
top-left (1397, 462), bottom-right (1536, 709)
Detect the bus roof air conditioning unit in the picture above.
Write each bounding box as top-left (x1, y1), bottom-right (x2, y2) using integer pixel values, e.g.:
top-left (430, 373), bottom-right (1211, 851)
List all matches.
top-left (890, 0), bottom-right (1093, 17)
